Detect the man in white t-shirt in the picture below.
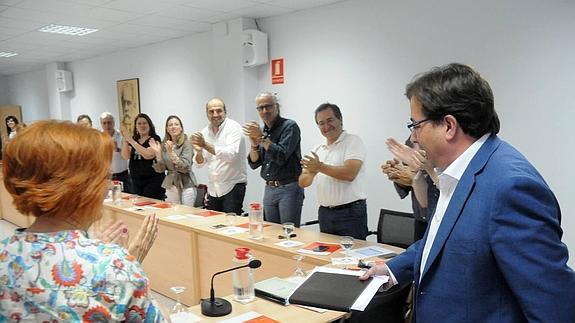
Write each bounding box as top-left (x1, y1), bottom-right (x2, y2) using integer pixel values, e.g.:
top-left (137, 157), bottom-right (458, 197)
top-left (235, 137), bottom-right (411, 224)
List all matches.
top-left (299, 103), bottom-right (368, 239)
top-left (192, 98), bottom-right (247, 214)
top-left (100, 112), bottom-right (131, 192)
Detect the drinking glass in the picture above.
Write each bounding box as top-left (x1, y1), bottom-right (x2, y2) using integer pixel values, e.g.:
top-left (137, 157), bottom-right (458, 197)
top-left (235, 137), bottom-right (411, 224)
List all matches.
top-left (293, 254), bottom-right (306, 278)
top-left (340, 236), bottom-right (354, 268)
top-left (170, 286), bottom-right (186, 314)
top-left (225, 213), bottom-right (237, 227)
top-left (282, 222), bottom-right (295, 241)
top-left (112, 181), bottom-right (123, 205)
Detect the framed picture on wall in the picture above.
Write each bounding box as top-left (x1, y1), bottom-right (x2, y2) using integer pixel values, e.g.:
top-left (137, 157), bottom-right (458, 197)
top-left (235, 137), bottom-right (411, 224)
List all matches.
top-left (116, 78), bottom-right (140, 135)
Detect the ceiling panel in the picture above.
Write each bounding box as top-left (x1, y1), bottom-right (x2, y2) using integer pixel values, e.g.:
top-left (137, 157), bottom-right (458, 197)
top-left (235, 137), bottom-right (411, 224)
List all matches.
top-left (184, 0), bottom-right (258, 13)
top-left (0, 0), bottom-right (347, 75)
top-left (102, 0), bottom-right (175, 15)
top-left (156, 5), bottom-right (220, 20)
top-left (14, 0), bottom-right (95, 16)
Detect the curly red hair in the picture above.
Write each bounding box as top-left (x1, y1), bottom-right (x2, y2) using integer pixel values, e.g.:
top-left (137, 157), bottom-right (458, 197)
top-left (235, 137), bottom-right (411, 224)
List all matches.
top-left (2, 120), bottom-right (113, 225)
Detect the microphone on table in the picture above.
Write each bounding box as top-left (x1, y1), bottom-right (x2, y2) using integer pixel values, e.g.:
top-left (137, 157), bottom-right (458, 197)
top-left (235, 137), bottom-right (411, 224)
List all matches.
top-left (201, 259), bottom-right (262, 317)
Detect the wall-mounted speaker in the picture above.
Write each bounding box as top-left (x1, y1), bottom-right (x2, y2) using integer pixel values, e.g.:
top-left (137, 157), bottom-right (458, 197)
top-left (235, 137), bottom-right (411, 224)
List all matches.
top-left (242, 29), bottom-right (268, 67)
top-left (55, 70), bottom-right (74, 92)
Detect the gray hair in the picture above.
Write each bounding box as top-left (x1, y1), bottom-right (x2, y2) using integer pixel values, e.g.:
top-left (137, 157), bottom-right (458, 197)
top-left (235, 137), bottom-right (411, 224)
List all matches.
top-left (255, 92), bottom-right (279, 105)
top-left (100, 112), bottom-right (114, 121)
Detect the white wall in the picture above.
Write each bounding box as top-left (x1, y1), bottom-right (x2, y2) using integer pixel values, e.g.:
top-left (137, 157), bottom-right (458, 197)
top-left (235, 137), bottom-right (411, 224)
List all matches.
top-left (5, 69), bottom-right (50, 122)
top-left (0, 76), bottom-right (8, 104)
top-left (68, 32), bottom-right (215, 141)
top-left (3, 0), bottom-right (574, 265)
top-left (252, 0), bottom-right (575, 265)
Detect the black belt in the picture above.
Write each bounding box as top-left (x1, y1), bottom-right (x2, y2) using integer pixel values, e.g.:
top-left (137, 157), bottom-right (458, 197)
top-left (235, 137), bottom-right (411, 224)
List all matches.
top-left (322, 199), bottom-right (365, 210)
top-left (265, 178), bottom-right (297, 187)
top-left (113, 170), bottom-right (128, 176)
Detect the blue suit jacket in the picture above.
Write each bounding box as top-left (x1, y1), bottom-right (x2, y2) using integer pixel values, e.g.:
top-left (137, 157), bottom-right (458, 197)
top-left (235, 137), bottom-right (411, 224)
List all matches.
top-left (387, 135), bottom-right (575, 322)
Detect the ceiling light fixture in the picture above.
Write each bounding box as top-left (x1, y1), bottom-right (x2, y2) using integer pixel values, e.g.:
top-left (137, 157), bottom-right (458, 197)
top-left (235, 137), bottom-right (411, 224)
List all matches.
top-left (38, 24), bottom-right (99, 36)
top-left (0, 52), bottom-right (18, 58)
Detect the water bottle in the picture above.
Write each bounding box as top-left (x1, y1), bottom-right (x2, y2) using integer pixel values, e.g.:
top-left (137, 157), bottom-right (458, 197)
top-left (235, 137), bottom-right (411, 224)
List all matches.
top-left (232, 247), bottom-right (255, 303)
top-left (248, 202), bottom-right (264, 240)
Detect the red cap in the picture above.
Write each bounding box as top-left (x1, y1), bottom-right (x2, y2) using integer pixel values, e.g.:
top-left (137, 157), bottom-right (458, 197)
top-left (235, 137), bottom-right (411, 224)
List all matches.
top-left (235, 247), bottom-right (250, 259)
top-left (249, 202), bottom-right (262, 210)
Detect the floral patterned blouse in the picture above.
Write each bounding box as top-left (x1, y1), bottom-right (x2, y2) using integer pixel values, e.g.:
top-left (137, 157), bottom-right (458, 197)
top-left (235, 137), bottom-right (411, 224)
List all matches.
top-left (0, 229), bottom-right (164, 322)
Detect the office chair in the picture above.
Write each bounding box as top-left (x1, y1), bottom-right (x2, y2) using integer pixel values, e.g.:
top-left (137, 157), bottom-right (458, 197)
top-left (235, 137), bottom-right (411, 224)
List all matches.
top-left (194, 184), bottom-right (208, 208)
top-left (347, 281), bottom-right (412, 323)
top-left (370, 208), bottom-right (415, 249)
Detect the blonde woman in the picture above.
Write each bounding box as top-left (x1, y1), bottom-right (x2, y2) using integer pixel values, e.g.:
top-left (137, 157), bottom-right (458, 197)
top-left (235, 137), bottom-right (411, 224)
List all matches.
top-left (150, 115), bottom-right (197, 206)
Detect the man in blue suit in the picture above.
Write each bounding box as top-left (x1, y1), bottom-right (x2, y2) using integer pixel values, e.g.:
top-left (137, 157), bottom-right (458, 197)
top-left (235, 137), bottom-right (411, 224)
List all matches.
top-left (361, 63), bottom-right (575, 322)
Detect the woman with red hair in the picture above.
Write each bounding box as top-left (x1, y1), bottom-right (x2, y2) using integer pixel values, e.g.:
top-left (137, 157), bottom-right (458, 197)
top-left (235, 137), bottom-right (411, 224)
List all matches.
top-left (0, 121), bottom-right (164, 321)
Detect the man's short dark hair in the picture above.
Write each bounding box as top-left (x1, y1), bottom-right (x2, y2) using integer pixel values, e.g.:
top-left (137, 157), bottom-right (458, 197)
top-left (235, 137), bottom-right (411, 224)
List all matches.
top-left (405, 63), bottom-right (500, 138)
top-left (314, 103), bottom-right (343, 124)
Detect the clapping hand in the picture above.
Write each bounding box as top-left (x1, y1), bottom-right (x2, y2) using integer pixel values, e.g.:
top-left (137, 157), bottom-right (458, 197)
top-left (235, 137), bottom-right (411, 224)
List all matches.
top-left (128, 213), bottom-right (159, 263)
top-left (386, 138), bottom-right (433, 172)
top-left (120, 127), bottom-right (130, 140)
top-left (301, 152), bottom-right (322, 173)
top-left (190, 132), bottom-right (205, 151)
top-left (164, 140), bottom-right (174, 154)
top-left (90, 219), bottom-right (129, 248)
top-left (382, 160), bottom-right (414, 187)
top-left (386, 138), bottom-right (415, 165)
top-left (243, 121), bottom-right (263, 146)
top-left (148, 138), bottom-right (162, 159)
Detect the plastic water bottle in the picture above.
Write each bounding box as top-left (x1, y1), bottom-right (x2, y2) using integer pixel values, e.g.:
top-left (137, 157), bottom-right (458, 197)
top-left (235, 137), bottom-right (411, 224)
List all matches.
top-left (232, 247), bottom-right (255, 303)
top-left (248, 202), bottom-right (264, 240)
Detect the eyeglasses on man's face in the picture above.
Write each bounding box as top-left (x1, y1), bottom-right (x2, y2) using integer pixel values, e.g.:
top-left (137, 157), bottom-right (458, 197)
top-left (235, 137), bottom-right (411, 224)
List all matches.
top-left (256, 104), bottom-right (276, 112)
top-left (407, 118), bottom-right (431, 132)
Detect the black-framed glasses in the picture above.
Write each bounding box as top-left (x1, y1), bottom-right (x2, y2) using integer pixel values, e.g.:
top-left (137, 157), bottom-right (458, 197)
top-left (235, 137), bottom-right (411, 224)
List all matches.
top-left (256, 104), bottom-right (276, 112)
top-left (407, 118), bottom-right (431, 132)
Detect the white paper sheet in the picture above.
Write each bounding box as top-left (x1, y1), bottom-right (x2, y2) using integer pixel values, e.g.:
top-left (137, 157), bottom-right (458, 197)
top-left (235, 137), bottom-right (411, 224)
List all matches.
top-left (346, 246), bottom-right (395, 259)
top-left (218, 311), bottom-right (262, 323)
top-left (219, 226), bottom-right (249, 235)
top-left (275, 240), bottom-right (304, 248)
top-left (164, 214), bottom-right (205, 221)
top-left (169, 311), bottom-right (202, 322)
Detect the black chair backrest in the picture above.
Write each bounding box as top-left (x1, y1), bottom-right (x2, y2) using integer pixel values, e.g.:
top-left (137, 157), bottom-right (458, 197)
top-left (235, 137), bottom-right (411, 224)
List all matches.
top-left (377, 208), bottom-right (415, 249)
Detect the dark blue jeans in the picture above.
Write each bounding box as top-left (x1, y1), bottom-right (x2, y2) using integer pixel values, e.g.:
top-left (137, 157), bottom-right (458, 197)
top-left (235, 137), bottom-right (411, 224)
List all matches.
top-left (318, 200), bottom-right (368, 240)
top-left (263, 181), bottom-right (304, 227)
top-left (206, 182), bottom-right (246, 215)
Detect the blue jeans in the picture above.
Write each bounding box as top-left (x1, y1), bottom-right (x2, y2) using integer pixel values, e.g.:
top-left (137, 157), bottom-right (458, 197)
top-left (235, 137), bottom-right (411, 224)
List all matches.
top-left (207, 183), bottom-right (246, 215)
top-left (263, 181), bottom-right (304, 227)
top-left (318, 200), bottom-right (368, 240)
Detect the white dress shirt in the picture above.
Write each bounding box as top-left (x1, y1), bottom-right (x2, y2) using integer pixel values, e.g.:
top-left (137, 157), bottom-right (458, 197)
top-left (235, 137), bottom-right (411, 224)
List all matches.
top-left (418, 133), bottom-right (490, 280)
top-left (196, 118), bottom-right (247, 197)
top-left (313, 131), bottom-right (367, 206)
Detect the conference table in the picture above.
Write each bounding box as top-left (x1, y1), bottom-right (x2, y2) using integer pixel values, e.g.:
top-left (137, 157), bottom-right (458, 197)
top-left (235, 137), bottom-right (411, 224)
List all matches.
top-left (99, 197), bottom-right (403, 307)
top-left (0, 184), bottom-right (403, 311)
